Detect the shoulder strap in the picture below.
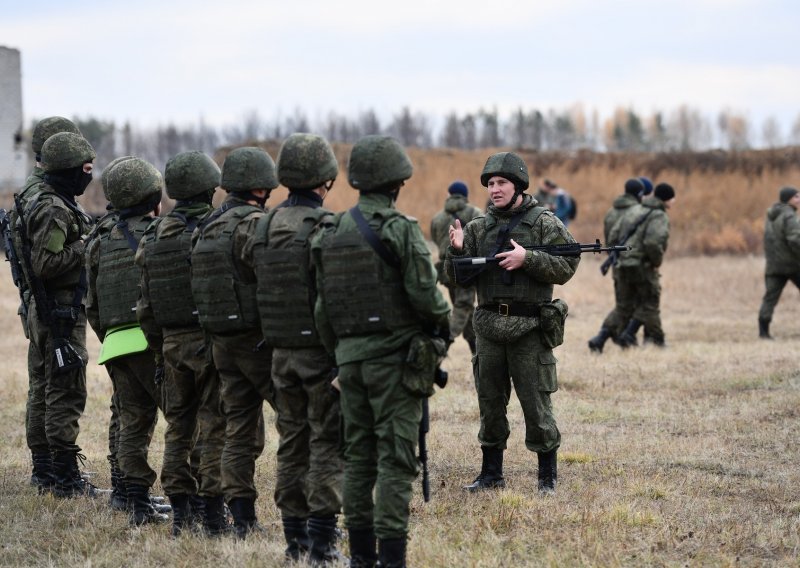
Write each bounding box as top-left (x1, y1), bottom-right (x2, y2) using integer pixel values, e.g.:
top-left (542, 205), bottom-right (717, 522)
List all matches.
top-left (349, 206), bottom-right (401, 270)
top-left (489, 208), bottom-right (531, 257)
top-left (617, 209), bottom-right (655, 246)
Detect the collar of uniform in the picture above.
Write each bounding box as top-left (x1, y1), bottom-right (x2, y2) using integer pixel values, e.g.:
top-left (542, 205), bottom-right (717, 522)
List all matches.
top-left (222, 193), bottom-right (253, 208)
top-left (487, 193), bottom-right (535, 220)
top-left (357, 191), bottom-right (394, 212)
top-left (642, 196), bottom-right (666, 211)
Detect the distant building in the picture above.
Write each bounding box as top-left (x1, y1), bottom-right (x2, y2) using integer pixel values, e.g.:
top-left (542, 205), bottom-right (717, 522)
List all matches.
top-left (0, 46), bottom-right (26, 191)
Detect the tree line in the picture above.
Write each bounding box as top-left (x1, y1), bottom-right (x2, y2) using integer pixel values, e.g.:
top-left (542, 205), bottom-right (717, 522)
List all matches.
top-left (26, 104), bottom-right (800, 173)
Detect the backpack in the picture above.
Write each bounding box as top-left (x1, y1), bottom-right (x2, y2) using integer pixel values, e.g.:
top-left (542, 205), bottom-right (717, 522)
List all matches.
top-left (567, 196), bottom-right (578, 220)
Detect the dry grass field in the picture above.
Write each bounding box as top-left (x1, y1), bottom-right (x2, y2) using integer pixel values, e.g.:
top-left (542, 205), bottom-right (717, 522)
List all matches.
top-left (0, 251), bottom-right (798, 567)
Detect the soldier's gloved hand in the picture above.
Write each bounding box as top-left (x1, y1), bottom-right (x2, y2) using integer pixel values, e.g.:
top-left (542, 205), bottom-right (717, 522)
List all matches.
top-left (154, 365), bottom-right (165, 386)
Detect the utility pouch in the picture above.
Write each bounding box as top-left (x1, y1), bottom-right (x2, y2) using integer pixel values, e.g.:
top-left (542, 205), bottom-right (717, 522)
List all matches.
top-left (50, 305), bottom-right (85, 375)
top-left (402, 334), bottom-right (447, 398)
top-left (538, 299), bottom-right (569, 349)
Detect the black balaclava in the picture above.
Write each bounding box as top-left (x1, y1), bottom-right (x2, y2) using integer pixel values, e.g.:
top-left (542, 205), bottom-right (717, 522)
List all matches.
top-left (45, 166), bottom-right (93, 202)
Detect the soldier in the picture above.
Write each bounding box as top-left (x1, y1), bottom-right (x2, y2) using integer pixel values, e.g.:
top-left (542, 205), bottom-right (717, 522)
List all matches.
top-left (22, 132), bottom-right (97, 497)
top-left (246, 133), bottom-right (343, 562)
top-left (311, 135), bottom-right (450, 568)
top-left (430, 180), bottom-right (482, 354)
top-left (587, 176), bottom-right (652, 352)
top-left (8, 117), bottom-right (82, 490)
top-left (757, 186), bottom-right (800, 339)
top-left (190, 146), bottom-right (277, 539)
top-left (616, 182), bottom-right (676, 347)
top-left (85, 157), bottom-right (169, 525)
top-left (136, 151), bottom-right (228, 536)
top-left (445, 152), bottom-right (579, 496)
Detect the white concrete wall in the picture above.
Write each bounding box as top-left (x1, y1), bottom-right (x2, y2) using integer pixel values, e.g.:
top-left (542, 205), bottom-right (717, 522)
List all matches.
top-left (0, 46), bottom-right (27, 191)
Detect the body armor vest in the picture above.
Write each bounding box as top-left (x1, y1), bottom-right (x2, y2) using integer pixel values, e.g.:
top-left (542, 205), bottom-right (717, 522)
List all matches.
top-left (96, 216), bottom-right (152, 329)
top-left (477, 206), bottom-right (553, 306)
top-left (141, 212), bottom-right (204, 328)
top-left (191, 205), bottom-right (260, 334)
top-left (320, 211), bottom-right (418, 337)
top-left (253, 206), bottom-right (328, 348)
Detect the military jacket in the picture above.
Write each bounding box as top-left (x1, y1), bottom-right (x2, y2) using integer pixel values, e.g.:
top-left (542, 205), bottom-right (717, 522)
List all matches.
top-left (603, 193), bottom-right (640, 244)
top-left (136, 201), bottom-right (213, 355)
top-left (614, 197), bottom-right (669, 268)
top-left (311, 191), bottom-right (450, 365)
top-left (763, 202), bottom-right (800, 275)
top-left (24, 184), bottom-right (93, 306)
top-left (191, 194), bottom-right (264, 334)
top-left (430, 195), bottom-right (482, 261)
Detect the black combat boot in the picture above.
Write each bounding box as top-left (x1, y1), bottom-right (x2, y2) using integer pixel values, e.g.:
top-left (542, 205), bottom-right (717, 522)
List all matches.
top-left (202, 494), bottom-right (231, 537)
top-left (587, 327), bottom-right (611, 353)
top-left (228, 497), bottom-right (258, 539)
top-left (281, 516), bottom-right (310, 561)
top-left (308, 515), bottom-right (347, 565)
top-left (188, 494), bottom-right (205, 527)
top-left (128, 484), bottom-right (170, 526)
top-left (31, 452), bottom-right (55, 493)
top-left (349, 526), bottom-right (377, 568)
top-left (52, 451), bottom-right (101, 498)
top-left (463, 446), bottom-right (505, 492)
top-left (759, 318), bottom-right (773, 339)
top-left (169, 494), bottom-right (192, 537)
top-left (109, 460), bottom-right (128, 511)
top-left (537, 449), bottom-right (558, 495)
top-left (617, 319), bottom-right (642, 348)
top-left (643, 333), bottom-right (667, 347)
top-left (377, 537), bottom-right (406, 568)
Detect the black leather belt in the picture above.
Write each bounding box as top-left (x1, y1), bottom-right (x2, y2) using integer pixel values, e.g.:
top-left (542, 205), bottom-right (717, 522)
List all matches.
top-left (478, 303), bottom-right (540, 317)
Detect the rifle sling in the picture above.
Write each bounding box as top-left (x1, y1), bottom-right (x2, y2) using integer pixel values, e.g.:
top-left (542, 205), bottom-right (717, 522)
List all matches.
top-left (349, 206), bottom-right (401, 270)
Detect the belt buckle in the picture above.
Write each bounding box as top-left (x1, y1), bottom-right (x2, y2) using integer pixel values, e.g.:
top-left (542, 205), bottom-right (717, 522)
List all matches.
top-left (498, 303), bottom-right (509, 317)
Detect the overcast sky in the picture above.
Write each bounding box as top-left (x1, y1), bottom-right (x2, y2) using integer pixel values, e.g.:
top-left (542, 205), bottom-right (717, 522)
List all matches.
top-left (2, 0), bottom-right (798, 144)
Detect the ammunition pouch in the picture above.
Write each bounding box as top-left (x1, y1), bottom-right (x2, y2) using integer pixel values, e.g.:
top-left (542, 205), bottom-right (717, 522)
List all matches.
top-left (538, 299), bottom-right (569, 349)
top-left (402, 334), bottom-right (447, 398)
top-left (49, 306), bottom-right (86, 375)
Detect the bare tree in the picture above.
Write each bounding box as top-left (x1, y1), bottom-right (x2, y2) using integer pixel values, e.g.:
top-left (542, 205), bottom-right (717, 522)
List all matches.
top-left (761, 116), bottom-right (782, 148)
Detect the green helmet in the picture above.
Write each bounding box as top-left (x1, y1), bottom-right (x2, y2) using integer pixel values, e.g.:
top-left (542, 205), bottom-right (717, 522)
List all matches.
top-left (32, 116), bottom-right (81, 155)
top-left (220, 147), bottom-right (278, 192)
top-left (164, 151), bottom-right (221, 199)
top-left (40, 132), bottom-right (96, 173)
top-left (101, 156), bottom-right (136, 201)
top-left (480, 152), bottom-right (529, 191)
top-left (347, 135), bottom-right (412, 191)
top-left (277, 133), bottom-right (338, 190)
top-left (105, 157), bottom-right (163, 209)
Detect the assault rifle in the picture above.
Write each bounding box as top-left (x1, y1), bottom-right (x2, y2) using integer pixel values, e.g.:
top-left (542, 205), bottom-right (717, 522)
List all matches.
top-left (452, 239), bottom-right (630, 285)
top-left (419, 367), bottom-right (447, 503)
top-left (0, 207), bottom-right (29, 321)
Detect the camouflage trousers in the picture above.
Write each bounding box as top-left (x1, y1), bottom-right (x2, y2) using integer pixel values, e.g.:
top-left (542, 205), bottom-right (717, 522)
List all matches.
top-left (339, 347), bottom-right (422, 540)
top-left (473, 329), bottom-right (560, 453)
top-left (632, 267), bottom-right (664, 342)
top-left (447, 284), bottom-right (476, 344)
top-left (272, 346), bottom-right (342, 519)
top-left (758, 272), bottom-right (800, 322)
top-left (160, 329), bottom-right (226, 498)
top-left (107, 350), bottom-right (160, 488)
top-left (600, 266), bottom-right (640, 338)
top-left (26, 300), bottom-right (88, 455)
top-left (212, 330), bottom-right (272, 501)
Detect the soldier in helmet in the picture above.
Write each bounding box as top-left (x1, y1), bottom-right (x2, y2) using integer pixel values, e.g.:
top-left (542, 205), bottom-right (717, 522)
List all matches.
top-left (8, 117), bottom-right (82, 491)
top-left (22, 131), bottom-right (98, 498)
top-left (445, 151), bottom-right (579, 496)
top-left (136, 150), bottom-right (228, 536)
top-left (311, 135), bottom-right (450, 567)
top-left (190, 146), bottom-right (277, 539)
top-left (430, 180), bottom-right (482, 354)
top-left (587, 176), bottom-right (653, 353)
top-left (84, 157), bottom-right (169, 526)
top-left (245, 133), bottom-right (343, 562)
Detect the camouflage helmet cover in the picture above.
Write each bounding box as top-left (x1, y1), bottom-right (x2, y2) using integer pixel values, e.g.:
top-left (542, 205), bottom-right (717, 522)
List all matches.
top-left (220, 146), bottom-right (278, 192)
top-left (32, 116), bottom-right (81, 154)
top-left (480, 152), bottom-right (529, 191)
top-left (277, 133), bottom-right (338, 190)
top-left (100, 156), bottom-right (136, 200)
top-left (347, 135), bottom-right (413, 191)
top-left (40, 132), bottom-right (96, 173)
top-left (105, 157), bottom-right (163, 209)
top-left (164, 151), bottom-right (221, 199)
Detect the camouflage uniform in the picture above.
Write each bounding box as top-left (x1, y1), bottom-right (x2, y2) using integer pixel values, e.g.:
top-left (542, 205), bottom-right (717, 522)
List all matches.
top-left (190, 146), bottom-right (277, 538)
top-left (23, 132), bottom-right (95, 497)
top-left (445, 152), bottom-right (579, 495)
top-left (430, 193), bottom-right (482, 351)
top-left (246, 133), bottom-right (343, 562)
top-left (136, 150), bottom-right (228, 536)
top-left (312, 135), bottom-right (450, 567)
top-left (758, 193), bottom-right (800, 336)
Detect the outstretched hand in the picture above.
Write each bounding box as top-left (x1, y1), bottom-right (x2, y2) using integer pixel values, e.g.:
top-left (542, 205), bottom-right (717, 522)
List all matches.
top-left (495, 238), bottom-right (526, 270)
top-left (449, 219), bottom-right (464, 251)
